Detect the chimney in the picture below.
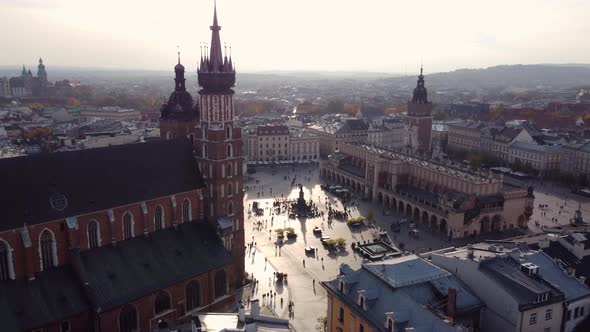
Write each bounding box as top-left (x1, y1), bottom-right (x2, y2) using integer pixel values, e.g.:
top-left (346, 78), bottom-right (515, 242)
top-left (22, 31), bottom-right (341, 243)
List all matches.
top-left (250, 299), bottom-right (260, 318)
top-left (447, 288), bottom-right (457, 322)
top-left (238, 302), bottom-right (246, 323)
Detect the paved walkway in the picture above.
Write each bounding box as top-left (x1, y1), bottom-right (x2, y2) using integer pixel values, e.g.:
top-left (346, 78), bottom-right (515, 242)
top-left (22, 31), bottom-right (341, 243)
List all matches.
top-left (242, 165), bottom-right (537, 331)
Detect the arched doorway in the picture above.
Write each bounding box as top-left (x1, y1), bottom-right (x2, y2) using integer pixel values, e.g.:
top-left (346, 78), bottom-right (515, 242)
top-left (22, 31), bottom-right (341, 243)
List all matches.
top-left (517, 215), bottom-right (526, 228)
top-left (439, 219), bottom-right (447, 234)
top-left (430, 215), bottom-right (438, 229)
top-left (492, 215), bottom-right (502, 231)
top-left (422, 211), bottom-right (429, 225)
top-left (406, 204), bottom-right (413, 218)
top-left (480, 216), bottom-right (491, 234)
top-left (399, 201), bottom-right (405, 214)
top-left (413, 207), bottom-right (420, 222)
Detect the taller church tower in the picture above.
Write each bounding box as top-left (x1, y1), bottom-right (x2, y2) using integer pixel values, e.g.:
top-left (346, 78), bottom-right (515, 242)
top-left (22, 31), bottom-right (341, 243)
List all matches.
top-left (405, 67), bottom-right (432, 154)
top-left (194, 3), bottom-right (245, 286)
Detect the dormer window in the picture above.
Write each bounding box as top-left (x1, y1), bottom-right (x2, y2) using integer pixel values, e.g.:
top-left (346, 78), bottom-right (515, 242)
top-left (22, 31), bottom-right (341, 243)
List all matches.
top-left (358, 294), bottom-right (365, 310)
top-left (386, 317), bottom-right (394, 332)
top-left (339, 280), bottom-right (345, 292)
top-left (534, 292), bottom-right (550, 304)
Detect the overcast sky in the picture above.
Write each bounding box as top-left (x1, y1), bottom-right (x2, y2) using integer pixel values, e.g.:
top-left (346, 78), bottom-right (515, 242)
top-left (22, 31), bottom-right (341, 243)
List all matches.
top-left (1, 0), bottom-right (589, 74)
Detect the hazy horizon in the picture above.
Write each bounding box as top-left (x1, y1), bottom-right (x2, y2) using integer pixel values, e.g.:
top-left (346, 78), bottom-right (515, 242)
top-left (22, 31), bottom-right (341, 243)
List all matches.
top-left (1, 0), bottom-right (589, 74)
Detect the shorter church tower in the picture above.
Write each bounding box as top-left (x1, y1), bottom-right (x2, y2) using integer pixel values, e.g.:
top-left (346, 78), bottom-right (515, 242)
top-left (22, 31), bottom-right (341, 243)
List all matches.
top-left (405, 66), bottom-right (433, 154)
top-left (159, 53), bottom-right (199, 141)
top-left (37, 58), bottom-right (48, 87)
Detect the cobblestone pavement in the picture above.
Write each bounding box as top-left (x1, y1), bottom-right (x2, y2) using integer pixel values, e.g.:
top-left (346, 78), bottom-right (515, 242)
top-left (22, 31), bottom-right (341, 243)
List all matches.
top-left (243, 166), bottom-right (565, 331)
top-left (508, 179), bottom-right (590, 232)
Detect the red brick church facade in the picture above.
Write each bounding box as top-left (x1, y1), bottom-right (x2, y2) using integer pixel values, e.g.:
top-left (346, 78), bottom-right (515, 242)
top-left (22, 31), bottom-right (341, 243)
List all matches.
top-left (0, 4), bottom-right (245, 332)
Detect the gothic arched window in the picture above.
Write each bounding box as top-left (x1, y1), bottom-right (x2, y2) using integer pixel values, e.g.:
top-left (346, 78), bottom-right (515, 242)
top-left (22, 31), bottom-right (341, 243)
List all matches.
top-left (226, 126), bottom-right (231, 139)
top-left (186, 280), bottom-right (201, 311)
top-left (182, 199), bottom-right (191, 223)
top-left (88, 220), bottom-right (100, 249)
top-left (154, 291), bottom-right (171, 314)
top-left (119, 305), bottom-right (138, 332)
top-left (154, 205), bottom-right (164, 231)
top-left (227, 144), bottom-right (232, 158)
top-left (123, 212), bottom-right (134, 239)
top-left (214, 270), bottom-right (227, 298)
top-left (227, 183), bottom-right (233, 196)
top-left (226, 163), bottom-right (232, 177)
top-left (40, 229), bottom-right (56, 271)
top-left (228, 201), bottom-right (234, 216)
top-left (203, 144), bottom-right (208, 158)
top-left (0, 240), bottom-right (13, 281)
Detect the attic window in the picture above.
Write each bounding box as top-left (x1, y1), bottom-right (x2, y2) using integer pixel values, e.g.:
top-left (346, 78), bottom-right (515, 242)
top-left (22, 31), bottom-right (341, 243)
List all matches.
top-left (339, 280), bottom-right (345, 292)
top-left (50, 193), bottom-right (68, 211)
top-left (386, 317), bottom-right (394, 332)
top-left (358, 294), bottom-right (365, 310)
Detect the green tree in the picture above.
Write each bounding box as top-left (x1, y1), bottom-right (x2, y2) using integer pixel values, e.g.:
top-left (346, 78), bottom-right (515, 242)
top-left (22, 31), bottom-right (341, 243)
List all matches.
top-left (468, 154), bottom-right (482, 171)
top-left (366, 209), bottom-right (375, 225)
top-left (316, 316), bottom-right (327, 332)
top-left (432, 110), bottom-right (449, 121)
top-left (326, 98), bottom-right (344, 114)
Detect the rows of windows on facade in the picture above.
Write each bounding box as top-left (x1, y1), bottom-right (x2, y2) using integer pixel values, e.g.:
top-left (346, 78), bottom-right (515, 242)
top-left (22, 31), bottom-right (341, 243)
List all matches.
top-left (0, 3), bottom-right (245, 332)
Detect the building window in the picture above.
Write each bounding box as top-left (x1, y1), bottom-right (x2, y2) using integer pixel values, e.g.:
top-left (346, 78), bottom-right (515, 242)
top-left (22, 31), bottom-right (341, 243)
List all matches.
top-left (88, 220), bottom-right (100, 249)
top-left (575, 307), bottom-right (580, 318)
top-left (339, 280), bottom-right (344, 292)
top-left (228, 201), bottom-right (234, 216)
top-left (545, 308), bottom-right (552, 320)
top-left (228, 183), bottom-right (233, 197)
top-left (338, 306), bottom-right (344, 322)
top-left (387, 318), bottom-right (393, 332)
top-left (227, 163), bottom-right (232, 177)
top-left (123, 212), bottom-right (134, 240)
top-left (215, 270), bottom-right (227, 298)
top-left (203, 144), bottom-right (208, 158)
top-left (186, 280), bottom-right (201, 311)
top-left (227, 144), bottom-right (232, 158)
top-left (358, 295), bottom-right (365, 310)
top-left (40, 229), bottom-right (57, 270)
top-left (119, 305), bottom-right (138, 332)
top-left (60, 321), bottom-right (70, 332)
top-left (359, 323), bottom-right (364, 332)
top-left (226, 126), bottom-right (231, 139)
top-left (581, 306), bottom-right (586, 317)
top-left (154, 291), bottom-right (171, 315)
top-left (154, 205), bottom-right (164, 231)
top-left (0, 239), bottom-right (13, 281)
top-left (530, 312), bottom-right (537, 325)
top-left (182, 199), bottom-right (191, 222)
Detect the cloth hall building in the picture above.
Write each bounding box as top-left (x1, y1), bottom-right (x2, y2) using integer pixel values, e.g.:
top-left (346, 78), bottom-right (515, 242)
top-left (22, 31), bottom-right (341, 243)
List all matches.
top-left (321, 142), bottom-right (534, 239)
top-left (0, 4), bottom-right (245, 332)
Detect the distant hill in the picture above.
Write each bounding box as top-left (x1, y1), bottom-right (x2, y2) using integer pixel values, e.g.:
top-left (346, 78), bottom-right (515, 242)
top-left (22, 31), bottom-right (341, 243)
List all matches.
top-left (386, 64), bottom-right (590, 90)
top-left (1, 64), bottom-right (589, 90)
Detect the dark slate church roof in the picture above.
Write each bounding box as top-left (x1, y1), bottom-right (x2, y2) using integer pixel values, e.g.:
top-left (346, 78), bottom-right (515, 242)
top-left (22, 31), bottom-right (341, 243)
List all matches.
top-left (0, 265), bottom-right (90, 332)
top-left (0, 221), bottom-right (231, 331)
top-left (75, 221), bottom-right (233, 311)
top-left (0, 139), bottom-right (205, 231)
